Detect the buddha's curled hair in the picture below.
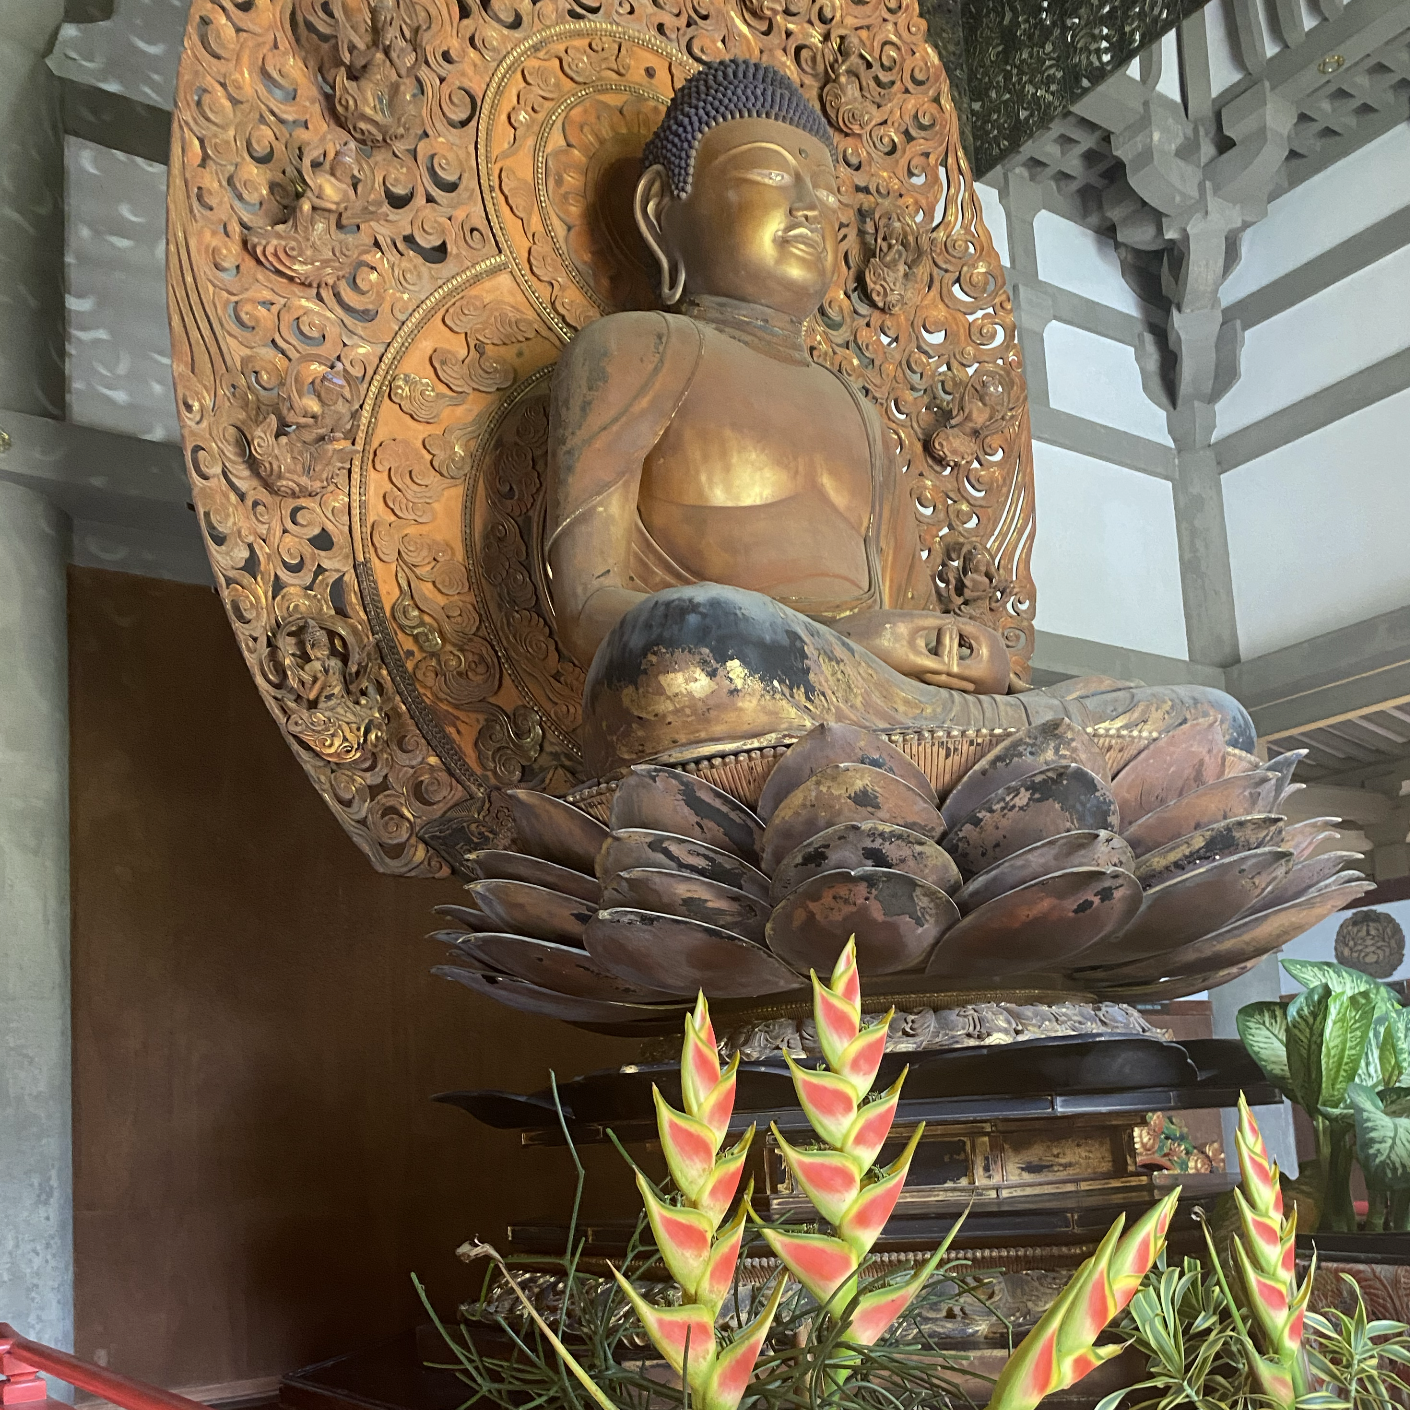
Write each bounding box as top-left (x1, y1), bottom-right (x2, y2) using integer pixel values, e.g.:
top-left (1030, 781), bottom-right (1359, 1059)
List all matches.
top-left (641, 58), bottom-right (837, 199)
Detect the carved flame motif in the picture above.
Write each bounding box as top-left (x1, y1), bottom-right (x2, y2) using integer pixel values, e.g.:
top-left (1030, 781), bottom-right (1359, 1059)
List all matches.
top-left (167, 0), bottom-right (1033, 875)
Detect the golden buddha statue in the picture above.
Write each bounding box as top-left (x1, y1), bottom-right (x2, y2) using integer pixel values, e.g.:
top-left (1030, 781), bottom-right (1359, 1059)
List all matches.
top-left (545, 60), bottom-right (1252, 778)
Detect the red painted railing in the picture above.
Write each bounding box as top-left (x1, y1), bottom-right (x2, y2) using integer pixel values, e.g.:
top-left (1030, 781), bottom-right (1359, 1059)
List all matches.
top-left (0, 1327), bottom-right (208, 1410)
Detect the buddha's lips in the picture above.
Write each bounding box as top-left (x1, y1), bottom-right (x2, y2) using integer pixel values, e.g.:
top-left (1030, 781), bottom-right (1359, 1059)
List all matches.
top-left (779, 225), bottom-right (825, 254)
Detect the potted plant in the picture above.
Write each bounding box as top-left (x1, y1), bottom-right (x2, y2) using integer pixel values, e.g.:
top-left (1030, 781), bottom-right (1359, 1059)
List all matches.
top-left (1237, 958), bottom-right (1410, 1235)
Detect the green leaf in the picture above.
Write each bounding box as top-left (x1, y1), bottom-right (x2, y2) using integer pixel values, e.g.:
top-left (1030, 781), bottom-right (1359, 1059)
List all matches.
top-left (1321, 989), bottom-right (1378, 1111)
top-left (1351, 1088), bottom-right (1410, 1191)
top-left (1283, 959), bottom-right (1399, 1015)
top-left (1384, 1088), bottom-right (1410, 1119)
top-left (1288, 983), bottom-right (1332, 1111)
top-left (1238, 1001), bottom-right (1294, 1097)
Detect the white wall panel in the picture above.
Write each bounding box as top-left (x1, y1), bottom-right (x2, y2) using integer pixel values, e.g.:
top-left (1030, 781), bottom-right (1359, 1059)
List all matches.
top-left (974, 181), bottom-right (1009, 267)
top-left (65, 137), bottom-right (178, 443)
top-left (1044, 322), bottom-right (1173, 444)
top-left (1205, 0), bottom-right (1248, 98)
top-left (1031, 441), bottom-right (1188, 657)
top-left (1224, 385), bottom-right (1410, 657)
top-left (1222, 124), bottom-right (1410, 303)
top-left (1215, 241), bottom-right (1410, 437)
top-left (1034, 210), bottom-right (1148, 315)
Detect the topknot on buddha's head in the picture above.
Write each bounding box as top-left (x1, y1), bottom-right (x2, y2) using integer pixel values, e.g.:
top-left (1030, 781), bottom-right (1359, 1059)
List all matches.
top-left (641, 58), bottom-right (837, 199)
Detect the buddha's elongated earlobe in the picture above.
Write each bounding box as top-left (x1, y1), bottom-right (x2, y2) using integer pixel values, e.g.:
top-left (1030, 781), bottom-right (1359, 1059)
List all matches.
top-left (661, 257), bottom-right (685, 306)
top-left (634, 165), bottom-right (685, 307)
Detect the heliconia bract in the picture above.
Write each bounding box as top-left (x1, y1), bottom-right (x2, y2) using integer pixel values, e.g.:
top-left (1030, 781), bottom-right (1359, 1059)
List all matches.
top-left (609, 992), bottom-right (784, 1410)
top-left (758, 939), bottom-right (960, 1348)
top-left (1230, 1095), bottom-right (1312, 1408)
top-left (986, 1189), bottom-right (1181, 1410)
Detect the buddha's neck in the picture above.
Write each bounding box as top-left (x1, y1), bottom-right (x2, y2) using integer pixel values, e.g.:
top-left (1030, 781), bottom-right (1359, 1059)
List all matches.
top-left (678, 294), bottom-right (812, 366)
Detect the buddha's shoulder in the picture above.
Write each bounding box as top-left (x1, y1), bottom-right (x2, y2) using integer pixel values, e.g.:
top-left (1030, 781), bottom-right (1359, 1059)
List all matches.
top-left (557, 310), bottom-right (685, 373)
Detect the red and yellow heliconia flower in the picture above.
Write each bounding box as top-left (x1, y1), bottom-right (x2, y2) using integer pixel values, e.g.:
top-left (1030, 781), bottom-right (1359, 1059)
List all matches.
top-left (758, 940), bottom-right (952, 1345)
top-left (1230, 1095), bottom-right (1312, 1408)
top-left (987, 1190), bottom-right (1180, 1410)
top-left (610, 993), bottom-right (786, 1410)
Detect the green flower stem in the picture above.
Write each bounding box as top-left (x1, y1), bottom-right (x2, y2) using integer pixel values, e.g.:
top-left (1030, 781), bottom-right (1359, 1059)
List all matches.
top-left (1366, 1183), bottom-right (1388, 1234)
top-left (1392, 1188), bottom-right (1410, 1232)
top-left (1317, 1118), bottom-right (1359, 1232)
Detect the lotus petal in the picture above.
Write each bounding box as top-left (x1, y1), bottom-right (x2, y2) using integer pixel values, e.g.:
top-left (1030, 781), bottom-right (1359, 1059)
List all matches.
top-left (597, 829), bottom-right (771, 901)
top-left (925, 866), bottom-right (1142, 981)
top-left (769, 821), bottom-right (960, 904)
top-left (761, 764), bottom-right (944, 874)
top-left (1094, 959), bottom-right (1264, 1002)
top-left (1111, 718), bottom-right (1227, 826)
top-left (1084, 879), bottom-right (1374, 984)
top-left (1223, 748), bottom-right (1263, 776)
top-left (1262, 750), bottom-right (1307, 801)
top-left (1077, 848), bottom-right (1293, 965)
top-left (1133, 815), bottom-right (1285, 888)
top-left (433, 965), bottom-right (684, 1022)
top-left (1122, 772), bottom-right (1281, 858)
top-left (602, 868), bottom-right (770, 944)
top-left (433, 902), bottom-right (503, 934)
top-left (466, 879), bottom-right (597, 945)
top-left (506, 789), bottom-right (608, 873)
top-left (942, 765), bottom-right (1119, 877)
top-left (463, 933), bottom-right (680, 1002)
top-left (585, 909), bottom-right (805, 1000)
top-left (939, 718), bottom-right (1110, 830)
top-left (434, 942), bottom-right (499, 974)
top-left (766, 868), bottom-right (959, 977)
top-left (757, 723), bottom-right (936, 821)
top-left (611, 767), bottom-right (764, 864)
top-left (953, 831), bottom-right (1135, 915)
top-left (1282, 817), bottom-right (1343, 862)
top-left (1246, 851), bottom-right (1365, 916)
top-left (461, 850), bottom-right (601, 904)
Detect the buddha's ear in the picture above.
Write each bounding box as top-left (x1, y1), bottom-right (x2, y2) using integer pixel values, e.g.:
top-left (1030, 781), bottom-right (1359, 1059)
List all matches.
top-left (634, 165), bottom-right (684, 306)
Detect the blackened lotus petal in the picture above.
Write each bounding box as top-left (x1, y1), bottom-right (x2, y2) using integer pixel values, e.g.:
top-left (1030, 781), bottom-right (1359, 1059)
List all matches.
top-left (1076, 847), bottom-right (1292, 965)
top-left (769, 821), bottom-right (960, 904)
top-left (611, 766), bottom-right (764, 864)
top-left (925, 866), bottom-right (1142, 981)
top-left (1132, 815), bottom-right (1285, 889)
top-left (939, 717), bottom-right (1111, 830)
top-left (597, 828), bottom-right (771, 900)
top-left (462, 849), bottom-right (601, 904)
top-left (602, 867), bottom-right (771, 944)
top-left (766, 867), bottom-right (958, 977)
top-left (953, 830), bottom-right (1134, 915)
top-left (1110, 718), bottom-right (1226, 827)
top-left (941, 764), bottom-right (1118, 877)
top-left (585, 908), bottom-right (804, 1000)
top-left (757, 722), bottom-right (936, 821)
top-left (762, 763), bottom-right (943, 874)
top-left (466, 879), bottom-right (597, 945)
top-left (506, 789), bottom-right (609, 873)
top-left (1122, 772), bottom-right (1281, 858)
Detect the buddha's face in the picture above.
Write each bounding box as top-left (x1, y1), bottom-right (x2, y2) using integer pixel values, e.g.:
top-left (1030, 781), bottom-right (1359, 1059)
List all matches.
top-left (636, 117), bottom-right (840, 320)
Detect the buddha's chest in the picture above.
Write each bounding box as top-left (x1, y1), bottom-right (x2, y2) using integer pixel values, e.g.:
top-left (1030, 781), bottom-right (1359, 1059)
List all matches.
top-left (640, 336), bottom-right (873, 521)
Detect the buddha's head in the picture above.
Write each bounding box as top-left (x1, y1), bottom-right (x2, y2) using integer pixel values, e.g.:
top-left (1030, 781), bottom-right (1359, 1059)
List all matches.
top-left (636, 59), bottom-right (840, 321)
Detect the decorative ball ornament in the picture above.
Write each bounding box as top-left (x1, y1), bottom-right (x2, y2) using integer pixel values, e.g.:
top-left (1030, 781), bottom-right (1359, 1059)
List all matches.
top-left (1335, 909), bottom-right (1405, 980)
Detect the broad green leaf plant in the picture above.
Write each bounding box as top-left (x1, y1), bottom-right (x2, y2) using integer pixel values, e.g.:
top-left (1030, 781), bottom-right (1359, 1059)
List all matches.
top-left (1238, 958), bottom-right (1410, 1231)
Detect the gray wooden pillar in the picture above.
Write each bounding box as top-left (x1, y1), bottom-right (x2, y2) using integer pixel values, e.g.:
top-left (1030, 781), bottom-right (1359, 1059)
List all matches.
top-left (0, 0), bottom-right (73, 1374)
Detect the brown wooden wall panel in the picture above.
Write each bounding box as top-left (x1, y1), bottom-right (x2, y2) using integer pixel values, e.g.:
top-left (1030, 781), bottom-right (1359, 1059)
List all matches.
top-left (68, 567), bottom-right (635, 1390)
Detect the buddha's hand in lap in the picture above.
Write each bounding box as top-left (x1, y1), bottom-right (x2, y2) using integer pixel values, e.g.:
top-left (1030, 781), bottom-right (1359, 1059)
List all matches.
top-left (833, 609), bottom-right (1011, 694)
